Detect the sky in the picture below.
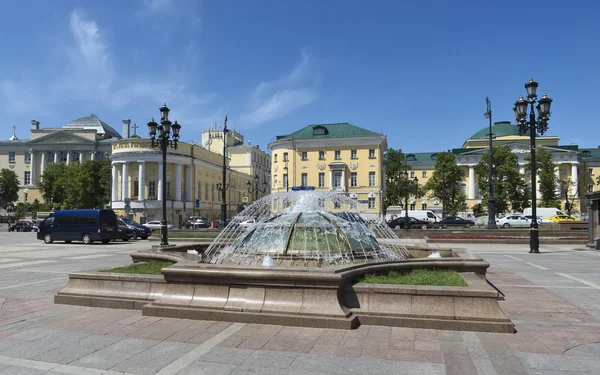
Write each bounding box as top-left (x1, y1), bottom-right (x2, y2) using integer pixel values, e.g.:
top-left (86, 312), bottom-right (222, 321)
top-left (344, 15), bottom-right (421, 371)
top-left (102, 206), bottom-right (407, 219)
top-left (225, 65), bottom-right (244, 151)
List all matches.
top-left (1, 0), bottom-right (599, 153)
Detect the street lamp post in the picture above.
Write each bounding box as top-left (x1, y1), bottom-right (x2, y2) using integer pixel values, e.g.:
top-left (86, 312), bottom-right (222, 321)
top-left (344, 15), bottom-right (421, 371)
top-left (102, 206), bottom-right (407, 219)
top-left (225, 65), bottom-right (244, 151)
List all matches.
top-left (220, 116), bottom-right (229, 227)
top-left (148, 104), bottom-right (181, 247)
top-left (484, 97), bottom-right (498, 229)
top-left (514, 78), bottom-right (553, 254)
top-left (247, 174), bottom-right (268, 202)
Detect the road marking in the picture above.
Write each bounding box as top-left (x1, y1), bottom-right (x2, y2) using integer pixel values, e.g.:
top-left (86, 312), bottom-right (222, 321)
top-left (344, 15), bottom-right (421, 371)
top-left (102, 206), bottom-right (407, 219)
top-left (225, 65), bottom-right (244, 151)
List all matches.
top-left (0, 260), bottom-right (56, 269)
top-left (524, 262), bottom-right (549, 270)
top-left (0, 277), bottom-right (66, 290)
top-left (0, 355), bottom-right (137, 375)
top-left (555, 273), bottom-right (600, 290)
top-left (66, 254), bottom-right (113, 260)
top-left (14, 269), bottom-right (68, 274)
top-left (493, 284), bottom-right (592, 289)
top-left (0, 258), bottom-right (21, 264)
top-left (504, 255), bottom-right (522, 261)
top-left (156, 322), bottom-right (245, 375)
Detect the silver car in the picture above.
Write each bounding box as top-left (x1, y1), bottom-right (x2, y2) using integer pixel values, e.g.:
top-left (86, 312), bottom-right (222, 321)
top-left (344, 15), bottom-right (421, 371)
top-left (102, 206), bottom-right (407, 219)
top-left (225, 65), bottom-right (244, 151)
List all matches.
top-left (496, 215), bottom-right (531, 228)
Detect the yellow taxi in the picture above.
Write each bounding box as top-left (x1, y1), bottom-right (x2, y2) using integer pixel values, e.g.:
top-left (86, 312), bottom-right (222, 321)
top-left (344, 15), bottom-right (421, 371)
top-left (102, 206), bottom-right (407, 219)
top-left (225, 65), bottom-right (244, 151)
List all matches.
top-left (547, 215), bottom-right (581, 223)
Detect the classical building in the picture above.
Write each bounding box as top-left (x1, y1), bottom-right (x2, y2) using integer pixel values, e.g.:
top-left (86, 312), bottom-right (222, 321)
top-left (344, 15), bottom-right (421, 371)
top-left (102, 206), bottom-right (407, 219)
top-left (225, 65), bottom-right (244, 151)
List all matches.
top-left (0, 116), bottom-right (120, 204)
top-left (407, 121), bottom-right (600, 213)
top-left (267, 123), bottom-right (387, 215)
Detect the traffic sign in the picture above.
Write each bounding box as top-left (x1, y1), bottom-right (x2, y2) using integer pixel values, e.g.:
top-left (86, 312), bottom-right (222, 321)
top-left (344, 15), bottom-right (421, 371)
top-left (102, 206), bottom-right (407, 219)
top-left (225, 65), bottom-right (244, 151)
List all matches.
top-left (195, 199), bottom-right (200, 208)
top-left (242, 196), bottom-right (249, 203)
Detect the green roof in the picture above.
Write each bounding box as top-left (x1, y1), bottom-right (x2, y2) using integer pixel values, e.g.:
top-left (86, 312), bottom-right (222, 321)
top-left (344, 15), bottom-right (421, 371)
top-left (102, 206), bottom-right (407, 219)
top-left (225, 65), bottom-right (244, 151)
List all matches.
top-left (404, 152), bottom-right (442, 164)
top-left (580, 148), bottom-right (600, 159)
top-left (275, 123), bottom-right (382, 141)
top-left (469, 121), bottom-right (533, 140)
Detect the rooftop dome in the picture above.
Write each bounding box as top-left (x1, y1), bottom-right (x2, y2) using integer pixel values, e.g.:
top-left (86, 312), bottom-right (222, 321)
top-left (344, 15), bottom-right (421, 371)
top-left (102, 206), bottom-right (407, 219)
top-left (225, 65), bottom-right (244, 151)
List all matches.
top-left (469, 121), bottom-right (533, 140)
top-left (63, 115), bottom-right (122, 139)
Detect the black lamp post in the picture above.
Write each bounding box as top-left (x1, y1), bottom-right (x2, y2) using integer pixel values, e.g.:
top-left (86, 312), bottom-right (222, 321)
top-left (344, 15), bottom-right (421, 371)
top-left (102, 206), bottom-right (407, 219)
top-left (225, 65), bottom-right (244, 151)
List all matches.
top-left (148, 104), bottom-right (181, 247)
top-left (247, 174), bottom-right (268, 202)
top-left (484, 97), bottom-right (498, 229)
top-left (560, 180), bottom-right (571, 216)
top-left (218, 116), bottom-right (229, 227)
top-left (402, 172), bottom-right (419, 230)
top-left (514, 78), bottom-right (553, 254)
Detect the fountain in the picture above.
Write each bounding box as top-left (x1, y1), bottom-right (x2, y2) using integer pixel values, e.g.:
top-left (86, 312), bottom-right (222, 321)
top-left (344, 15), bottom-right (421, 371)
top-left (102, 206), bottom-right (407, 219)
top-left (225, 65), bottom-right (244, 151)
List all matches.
top-left (55, 191), bottom-right (515, 332)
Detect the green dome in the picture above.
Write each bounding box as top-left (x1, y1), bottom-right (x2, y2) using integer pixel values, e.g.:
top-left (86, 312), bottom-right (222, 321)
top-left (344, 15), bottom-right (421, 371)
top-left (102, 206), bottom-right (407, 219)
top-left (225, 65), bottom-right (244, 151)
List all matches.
top-left (469, 121), bottom-right (531, 140)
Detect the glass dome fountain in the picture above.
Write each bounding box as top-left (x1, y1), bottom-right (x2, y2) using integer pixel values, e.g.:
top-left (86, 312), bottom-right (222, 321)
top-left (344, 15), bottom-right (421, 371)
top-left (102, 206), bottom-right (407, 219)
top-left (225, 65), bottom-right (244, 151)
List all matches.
top-left (203, 191), bottom-right (410, 267)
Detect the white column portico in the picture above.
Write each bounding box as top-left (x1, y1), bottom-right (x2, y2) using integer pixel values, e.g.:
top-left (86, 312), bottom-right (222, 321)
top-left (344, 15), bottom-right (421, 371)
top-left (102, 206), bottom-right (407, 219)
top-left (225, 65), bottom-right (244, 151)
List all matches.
top-left (66, 152), bottom-right (71, 165)
top-left (571, 163), bottom-right (578, 187)
top-left (79, 152), bottom-right (84, 164)
top-left (341, 169), bottom-right (346, 191)
top-left (555, 164), bottom-right (561, 194)
top-left (185, 165), bottom-right (193, 202)
top-left (30, 151), bottom-right (36, 186)
top-left (122, 163), bottom-right (129, 200)
top-left (91, 151), bottom-right (96, 161)
top-left (468, 166), bottom-right (475, 200)
top-left (54, 152), bottom-right (58, 164)
top-left (158, 162), bottom-right (163, 201)
top-left (41, 152), bottom-right (46, 176)
top-left (111, 163), bottom-right (119, 202)
top-left (175, 164), bottom-right (182, 201)
top-left (138, 162), bottom-right (145, 200)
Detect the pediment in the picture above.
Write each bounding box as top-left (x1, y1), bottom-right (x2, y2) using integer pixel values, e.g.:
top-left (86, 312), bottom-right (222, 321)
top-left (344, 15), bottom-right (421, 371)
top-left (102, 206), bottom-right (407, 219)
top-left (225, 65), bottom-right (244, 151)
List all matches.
top-left (29, 130), bottom-right (95, 145)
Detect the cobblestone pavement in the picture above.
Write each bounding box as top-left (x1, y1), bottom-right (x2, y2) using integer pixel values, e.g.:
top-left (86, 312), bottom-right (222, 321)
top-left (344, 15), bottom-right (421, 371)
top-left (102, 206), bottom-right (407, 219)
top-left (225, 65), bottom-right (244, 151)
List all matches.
top-left (1, 232), bottom-right (600, 374)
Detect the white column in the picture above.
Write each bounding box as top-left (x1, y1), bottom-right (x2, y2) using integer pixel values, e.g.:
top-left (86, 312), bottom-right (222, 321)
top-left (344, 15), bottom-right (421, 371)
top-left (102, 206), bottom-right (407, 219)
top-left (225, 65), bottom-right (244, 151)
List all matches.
top-left (519, 166), bottom-right (525, 175)
top-left (468, 166), bottom-right (475, 200)
top-left (555, 163), bottom-right (561, 194)
top-left (138, 162), bottom-right (145, 200)
top-left (185, 165), bottom-right (193, 202)
top-left (79, 152), bottom-right (84, 164)
top-left (40, 152), bottom-right (46, 175)
top-left (341, 169), bottom-right (346, 190)
top-left (122, 163), bottom-right (129, 200)
top-left (571, 163), bottom-right (578, 188)
top-left (329, 170), bottom-right (333, 190)
top-left (111, 163), bottom-right (118, 202)
top-left (66, 152), bottom-right (71, 165)
top-left (175, 164), bottom-right (182, 201)
top-left (91, 151), bottom-right (96, 161)
top-left (30, 151), bottom-right (36, 186)
top-left (54, 152), bottom-right (59, 164)
top-left (158, 162), bottom-right (163, 201)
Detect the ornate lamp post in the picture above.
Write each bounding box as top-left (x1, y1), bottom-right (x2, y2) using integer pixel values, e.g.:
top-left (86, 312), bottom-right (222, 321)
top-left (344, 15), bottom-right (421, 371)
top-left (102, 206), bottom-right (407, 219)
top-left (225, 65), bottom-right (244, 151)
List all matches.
top-left (484, 97), bottom-right (497, 229)
top-left (217, 116), bottom-right (229, 227)
top-left (148, 104), bottom-right (181, 247)
top-left (514, 78), bottom-right (553, 254)
top-left (247, 174), bottom-right (268, 202)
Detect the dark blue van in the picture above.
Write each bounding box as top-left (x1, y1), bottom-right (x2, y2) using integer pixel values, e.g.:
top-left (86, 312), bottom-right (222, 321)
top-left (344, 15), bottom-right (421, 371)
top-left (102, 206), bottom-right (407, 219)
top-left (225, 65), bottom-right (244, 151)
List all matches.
top-left (37, 209), bottom-right (118, 244)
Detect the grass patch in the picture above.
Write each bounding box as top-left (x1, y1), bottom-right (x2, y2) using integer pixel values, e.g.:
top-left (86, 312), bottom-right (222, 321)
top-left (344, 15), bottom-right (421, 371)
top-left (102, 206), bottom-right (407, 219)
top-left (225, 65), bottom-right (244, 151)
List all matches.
top-left (102, 260), bottom-right (175, 275)
top-left (359, 268), bottom-right (467, 287)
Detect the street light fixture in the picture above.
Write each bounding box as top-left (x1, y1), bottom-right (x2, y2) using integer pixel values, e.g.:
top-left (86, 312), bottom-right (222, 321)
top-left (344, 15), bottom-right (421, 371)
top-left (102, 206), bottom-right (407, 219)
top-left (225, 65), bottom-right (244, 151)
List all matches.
top-left (514, 78), bottom-right (553, 254)
top-left (484, 97), bottom-right (497, 229)
top-left (247, 174), bottom-right (269, 202)
top-left (148, 103), bottom-right (181, 247)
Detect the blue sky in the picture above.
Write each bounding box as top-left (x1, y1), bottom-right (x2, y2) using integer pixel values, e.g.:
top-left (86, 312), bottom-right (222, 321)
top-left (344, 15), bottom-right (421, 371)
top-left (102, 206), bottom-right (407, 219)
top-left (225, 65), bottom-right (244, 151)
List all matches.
top-left (1, 0), bottom-right (598, 153)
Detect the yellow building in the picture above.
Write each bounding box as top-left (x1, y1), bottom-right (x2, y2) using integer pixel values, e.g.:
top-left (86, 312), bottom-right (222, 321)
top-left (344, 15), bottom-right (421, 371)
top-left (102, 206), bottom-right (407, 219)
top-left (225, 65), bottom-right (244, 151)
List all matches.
top-left (406, 121), bottom-right (600, 214)
top-left (267, 123), bottom-right (387, 215)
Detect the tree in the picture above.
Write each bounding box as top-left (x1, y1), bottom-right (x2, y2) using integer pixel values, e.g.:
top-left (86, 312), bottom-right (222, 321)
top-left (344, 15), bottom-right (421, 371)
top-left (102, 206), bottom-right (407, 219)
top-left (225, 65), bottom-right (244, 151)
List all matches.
top-left (577, 163), bottom-right (595, 214)
top-left (38, 163), bottom-right (70, 205)
top-left (424, 152), bottom-right (466, 216)
top-left (524, 148), bottom-right (558, 207)
top-left (383, 148), bottom-right (412, 208)
top-left (474, 145), bottom-right (529, 214)
top-left (0, 168), bottom-right (19, 207)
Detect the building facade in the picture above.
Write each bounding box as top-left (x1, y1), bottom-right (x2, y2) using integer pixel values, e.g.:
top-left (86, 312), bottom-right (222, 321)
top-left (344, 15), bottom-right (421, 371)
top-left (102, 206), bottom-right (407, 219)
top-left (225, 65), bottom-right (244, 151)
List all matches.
top-left (267, 123), bottom-right (387, 215)
top-left (0, 116), bottom-right (120, 204)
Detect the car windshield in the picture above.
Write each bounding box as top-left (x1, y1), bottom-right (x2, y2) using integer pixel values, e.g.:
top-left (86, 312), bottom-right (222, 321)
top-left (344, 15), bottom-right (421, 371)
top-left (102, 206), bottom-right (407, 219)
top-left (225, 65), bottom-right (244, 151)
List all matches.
top-left (122, 219), bottom-right (140, 225)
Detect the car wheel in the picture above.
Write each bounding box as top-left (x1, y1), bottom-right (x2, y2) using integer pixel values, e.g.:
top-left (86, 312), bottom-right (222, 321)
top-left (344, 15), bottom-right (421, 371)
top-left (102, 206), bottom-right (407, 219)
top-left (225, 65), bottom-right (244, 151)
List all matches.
top-left (82, 234), bottom-right (93, 244)
top-left (123, 237), bottom-right (129, 242)
top-left (141, 235), bottom-right (148, 240)
top-left (464, 223), bottom-right (471, 228)
top-left (43, 233), bottom-right (53, 244)
top-left (503, 223), bottom-right (510, 228)
top-left (101, 239), bottom-right (110, 244)
top-left (394, 225), bottom-right (401, 230)
top-left (421, 224), bottom-right (428, 230)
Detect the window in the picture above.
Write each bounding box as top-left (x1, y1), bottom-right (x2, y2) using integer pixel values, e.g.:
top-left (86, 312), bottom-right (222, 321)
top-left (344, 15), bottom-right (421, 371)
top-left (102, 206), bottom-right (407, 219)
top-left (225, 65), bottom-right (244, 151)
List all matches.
top-left (45, 197), bottom-right (52, 204)
top-left (368, 197), bottom-right (376, 209)
top-left (589, 168), bottom-right (594, 175)
top-left (406, 154), bottom-right (416, 161)
top-left (96, 152), bottom-right (104, 160)
top-left (318, 173), bottom-right (325, 187)
top-left (205, 183), bottom-right (209, 200)
top-left (334, 150), bottom-right (341, 159)
top-left (133, 180), bottom-right (139, 197)
top-left (301, 173), bottom-right (308, 186)
top-left (167, 182), bottom-right (171, 198)
top-left (422, 203), bottom-right (427, 210)
top-left (410, 171), bottom-right (415, 178)
top-left (301, 151), bottom-right (307, 160)
top-left (9, 152), bottom-right (15, 162)
top-left (312, 126), bottom-right (328, 136)
top-left (25, 152), bottom-right (31, 163)
top-left (283, 174), bottom-right (288, 188)
top-left (561, 168), bottom-right (567, 176)
top-left (319, 151), bottom-right (325, 160)
top-left (283, 152), bottom-right (288, 161)
top-left (73, 152), bottom-right (80, 162)
top-left (274, 154), bottom-right (278, 163)
top-left (24, 171), bottom-right (31, 185)
top-left (212, 184), bottom-right (215, 201)
top-left (422, 171), bottom-right (427, 178)
top-left (589, 185), bottom-right (595, 193)
top-left (148, 181), bottom-right (156, 197)
top-left (60, 152), bottom-right (67, 162)
top-left (333, 171), bottom-right (342, 187)
top-left (351, 172), bottom-right (357, 187)
top-left (48, 152), bottom-right (55, 163)
top-left (369, 172), bottom-right (375, 186)
top-left (369, 149), bottom-right (375, 158)
top-left (351, 150), bottom-right (357, 159)
top-left (25, 192), bottom-right (28, 202)
top-left (410, 202), bottom-right (416, 210)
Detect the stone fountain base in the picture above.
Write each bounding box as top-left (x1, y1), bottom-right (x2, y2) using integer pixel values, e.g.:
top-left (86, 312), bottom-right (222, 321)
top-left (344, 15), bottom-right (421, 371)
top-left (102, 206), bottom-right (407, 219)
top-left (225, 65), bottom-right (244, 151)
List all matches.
top-left (54, 248), bottom-right (515, 332)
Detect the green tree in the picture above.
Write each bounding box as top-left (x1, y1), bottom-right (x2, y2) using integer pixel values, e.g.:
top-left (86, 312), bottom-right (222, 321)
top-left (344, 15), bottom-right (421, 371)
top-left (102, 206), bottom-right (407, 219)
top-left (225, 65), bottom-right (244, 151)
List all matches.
top-left (424, 152), bottom-right (466, 215)
top-left (577, 163), bottom-right (595, 214)
top-left (38, 163), bottom-right (70, 205)
top-left (524, 148), bottom-right (558, 207)
top-left (474, 146), bottom-right (529, 214)
top-left (383, 148), bottom-right (412, 208)
top-left (0, 168), bottom-right (19, 207)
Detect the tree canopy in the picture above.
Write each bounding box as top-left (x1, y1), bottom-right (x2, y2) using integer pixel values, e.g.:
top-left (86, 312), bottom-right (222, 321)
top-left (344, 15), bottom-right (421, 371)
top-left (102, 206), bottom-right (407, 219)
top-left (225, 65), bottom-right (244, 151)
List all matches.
top-left (383, 148), bottom-right (412, 208)
top-left (524, 148), bottom-right (559, 208)
top-left (0, 168), bottom-right (19, 207)
top-left (424, 152), bottom-right (466, 215)
top-left (474, 145), bottom-right (529, 214)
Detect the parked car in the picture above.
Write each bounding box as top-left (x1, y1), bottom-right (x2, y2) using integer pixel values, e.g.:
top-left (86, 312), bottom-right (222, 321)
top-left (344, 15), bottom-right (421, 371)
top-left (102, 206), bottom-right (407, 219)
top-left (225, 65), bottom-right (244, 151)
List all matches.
top-left (9, 221), bottom-right (38, 232)
top-left (435, 216), bottom-right (475, 229)
top-left (116, 219), bottom-right (135, 241)
top-left (238, 219), bottom-right (257, 229)
top-left (143, 221), bottom-right (174, 231)
top-left (547, 215), bottom-right (582, 223)
top-left (120, 218), bottom-right (151, 239)
top-left (524, 215), bottom-right (550, 224)
top-left (37, 209), bottom-right (118, 244)
top-left (388, 217), bottom-right (432, 230)
top-left (496, 215), bottom-right (531, 228)
top-left (185, 216), bottom-right (211, 229)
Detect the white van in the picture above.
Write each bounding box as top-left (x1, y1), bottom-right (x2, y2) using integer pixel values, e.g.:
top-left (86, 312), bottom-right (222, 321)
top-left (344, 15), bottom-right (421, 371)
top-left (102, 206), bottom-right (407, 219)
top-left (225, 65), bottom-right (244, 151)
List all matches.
top-left (385, 208), bottom-right (441, 223)
top-left (523, 207), bottom-right (563, 220)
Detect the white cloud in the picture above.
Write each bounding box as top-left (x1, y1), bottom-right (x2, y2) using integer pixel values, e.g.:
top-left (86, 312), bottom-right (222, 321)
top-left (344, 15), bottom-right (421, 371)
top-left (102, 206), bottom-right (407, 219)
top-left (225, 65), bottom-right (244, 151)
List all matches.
top-left (138, 0), bottom-right (201, 29)
top-left (240, 53), bottom-right (317, 128)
